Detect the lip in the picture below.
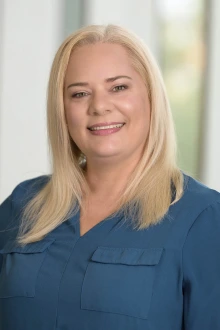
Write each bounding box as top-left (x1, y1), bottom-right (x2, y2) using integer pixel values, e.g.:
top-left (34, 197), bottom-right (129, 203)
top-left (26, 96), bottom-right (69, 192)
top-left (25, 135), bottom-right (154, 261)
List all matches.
top-left (87, 122), bottom-right (125, 129)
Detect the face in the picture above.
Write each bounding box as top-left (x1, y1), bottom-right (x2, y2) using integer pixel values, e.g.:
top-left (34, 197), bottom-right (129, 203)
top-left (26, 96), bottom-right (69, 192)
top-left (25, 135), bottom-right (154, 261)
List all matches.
top-left (64, 43), bottom-right (151, 165)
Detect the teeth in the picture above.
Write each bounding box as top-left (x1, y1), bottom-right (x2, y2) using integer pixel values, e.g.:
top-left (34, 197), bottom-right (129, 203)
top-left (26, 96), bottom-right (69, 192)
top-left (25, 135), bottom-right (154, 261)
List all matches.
top-left (90, 124), bottom-right (124, 131)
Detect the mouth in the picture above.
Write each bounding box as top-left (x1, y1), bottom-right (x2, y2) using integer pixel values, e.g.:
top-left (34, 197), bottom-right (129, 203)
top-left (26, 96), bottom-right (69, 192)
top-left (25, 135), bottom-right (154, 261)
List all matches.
top-left (88, 122), bottom-right (125, 131)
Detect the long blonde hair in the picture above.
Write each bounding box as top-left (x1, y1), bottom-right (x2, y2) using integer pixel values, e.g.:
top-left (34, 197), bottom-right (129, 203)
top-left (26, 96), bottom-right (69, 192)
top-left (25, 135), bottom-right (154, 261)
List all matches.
top-left (17, 24), bottom-right (183, 245)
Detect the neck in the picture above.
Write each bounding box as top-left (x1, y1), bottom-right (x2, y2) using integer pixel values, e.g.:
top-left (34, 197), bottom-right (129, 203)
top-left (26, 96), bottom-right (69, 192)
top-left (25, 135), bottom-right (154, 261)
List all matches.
top-left (84, 156), bottom-right (140, 202)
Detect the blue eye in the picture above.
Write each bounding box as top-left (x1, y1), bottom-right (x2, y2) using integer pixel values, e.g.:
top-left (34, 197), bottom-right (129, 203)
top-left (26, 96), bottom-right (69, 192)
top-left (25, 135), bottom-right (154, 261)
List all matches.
top-left (112, 85), bottom-right (128, 92)
top-left (72, 92), bottom-right (88, 98)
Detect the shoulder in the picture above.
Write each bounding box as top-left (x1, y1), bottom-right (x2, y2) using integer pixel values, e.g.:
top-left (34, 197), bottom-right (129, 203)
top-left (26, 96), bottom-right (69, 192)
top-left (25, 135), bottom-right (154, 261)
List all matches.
top-left (168, 174), bottom-right (220, 246)
top-left (184, 174), bottom-right (220, 204)
top-left (173, 174), bottom-right (220, 219)
top-left (10, 175), bottom-right (51, 206)
top-left (0, 175), bottom-right (50, 245)
top-left (185, 174), bottom-right (220, 227)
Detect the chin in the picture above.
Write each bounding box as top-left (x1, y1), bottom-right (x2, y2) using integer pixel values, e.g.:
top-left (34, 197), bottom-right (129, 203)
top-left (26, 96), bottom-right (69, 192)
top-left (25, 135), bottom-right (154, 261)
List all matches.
top-left (89, 150), bottom-right (121, 160)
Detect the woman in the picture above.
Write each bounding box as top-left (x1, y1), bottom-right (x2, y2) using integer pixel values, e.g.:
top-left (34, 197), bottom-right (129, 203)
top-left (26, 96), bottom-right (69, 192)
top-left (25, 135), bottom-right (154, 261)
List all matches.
top-left (0, 24), bottom-right (219, 330)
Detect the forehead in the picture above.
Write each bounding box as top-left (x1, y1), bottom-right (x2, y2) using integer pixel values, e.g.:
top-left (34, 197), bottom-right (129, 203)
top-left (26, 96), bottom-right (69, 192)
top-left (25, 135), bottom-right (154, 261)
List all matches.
top-left (65, 43), bottom-right (135, 79)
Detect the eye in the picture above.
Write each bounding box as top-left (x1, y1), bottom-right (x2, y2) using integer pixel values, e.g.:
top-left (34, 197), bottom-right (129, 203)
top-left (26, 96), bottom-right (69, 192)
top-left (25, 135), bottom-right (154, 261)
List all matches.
top-left (71, 92), bottom-right (88, 98)
top-left (112, 85), bottom-right (128, 92)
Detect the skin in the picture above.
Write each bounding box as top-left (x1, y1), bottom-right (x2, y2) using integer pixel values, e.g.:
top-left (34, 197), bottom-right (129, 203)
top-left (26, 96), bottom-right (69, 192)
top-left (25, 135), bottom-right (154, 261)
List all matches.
top-left (64, 43), bottom-right (151, 234)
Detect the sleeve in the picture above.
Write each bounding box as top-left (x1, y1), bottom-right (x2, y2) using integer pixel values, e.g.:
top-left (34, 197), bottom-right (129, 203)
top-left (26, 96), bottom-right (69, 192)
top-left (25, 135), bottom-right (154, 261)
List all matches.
top-left (182, 201), bottom-right (220, 329)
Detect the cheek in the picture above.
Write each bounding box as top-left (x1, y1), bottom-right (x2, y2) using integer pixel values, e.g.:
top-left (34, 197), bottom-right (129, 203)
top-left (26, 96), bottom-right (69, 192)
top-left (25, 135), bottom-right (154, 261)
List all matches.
top-left (115, 96), bottom-right (139, 117)
top-left (124, 98), bottom-right (150, 126)
top-left (65, 107), bottom-right (81, 130)
top-left (131, 97), bottom-right (151, 137)
top-left (65, 112), bottom-right (82, 147)
top-left (117, 92), bottom-right (149, 115)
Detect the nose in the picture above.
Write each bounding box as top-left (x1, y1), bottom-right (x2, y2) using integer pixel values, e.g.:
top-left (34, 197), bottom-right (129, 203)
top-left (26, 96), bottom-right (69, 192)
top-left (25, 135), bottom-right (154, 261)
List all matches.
top-left (88, 91), bottom-right (112, 116)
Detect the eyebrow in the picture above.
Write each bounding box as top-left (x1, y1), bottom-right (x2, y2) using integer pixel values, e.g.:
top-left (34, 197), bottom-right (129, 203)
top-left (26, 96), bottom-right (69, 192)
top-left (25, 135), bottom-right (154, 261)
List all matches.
top-left (67, 75), bottom-right (132, 89)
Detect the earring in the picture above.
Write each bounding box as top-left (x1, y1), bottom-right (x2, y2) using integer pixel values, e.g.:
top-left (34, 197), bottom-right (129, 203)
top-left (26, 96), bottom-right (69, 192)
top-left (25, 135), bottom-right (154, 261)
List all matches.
top-left (79, 153), bottom-right (87, 168)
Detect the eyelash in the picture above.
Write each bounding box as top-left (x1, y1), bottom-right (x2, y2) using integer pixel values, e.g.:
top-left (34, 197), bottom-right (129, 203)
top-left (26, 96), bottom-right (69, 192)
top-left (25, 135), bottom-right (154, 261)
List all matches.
top-left (71, 92), bottom-right (88, 98)
top-left (71, 85), bottom-right (128, 98)
top-left (112, 84), bottom-right (128, 92)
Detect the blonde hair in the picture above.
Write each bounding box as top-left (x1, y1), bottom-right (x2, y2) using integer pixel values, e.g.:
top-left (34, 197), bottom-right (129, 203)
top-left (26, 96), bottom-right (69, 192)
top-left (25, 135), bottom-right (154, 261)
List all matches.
top-left (17, 24), bottom-right (183, 245)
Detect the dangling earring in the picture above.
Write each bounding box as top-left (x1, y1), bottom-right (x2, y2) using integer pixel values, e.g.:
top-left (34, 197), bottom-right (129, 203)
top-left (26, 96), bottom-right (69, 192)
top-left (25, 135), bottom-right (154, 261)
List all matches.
top-left (79, 153), bottom-right (87, 169)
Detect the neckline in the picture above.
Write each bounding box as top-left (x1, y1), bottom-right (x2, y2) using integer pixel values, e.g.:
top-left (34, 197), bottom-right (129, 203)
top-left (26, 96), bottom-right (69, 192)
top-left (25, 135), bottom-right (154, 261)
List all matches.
top-left (75, 209), bottom-right (124, 239)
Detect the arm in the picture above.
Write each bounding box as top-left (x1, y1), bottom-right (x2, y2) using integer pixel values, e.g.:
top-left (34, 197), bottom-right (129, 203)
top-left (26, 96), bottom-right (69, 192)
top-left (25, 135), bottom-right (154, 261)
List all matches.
top-left (182, 201), bottom-right (220, 329)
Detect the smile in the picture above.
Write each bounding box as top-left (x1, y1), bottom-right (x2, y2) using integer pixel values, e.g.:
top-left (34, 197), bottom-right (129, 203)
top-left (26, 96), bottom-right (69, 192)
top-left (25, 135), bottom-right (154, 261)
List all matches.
top-left (89, 123), bottom-right (125, 131)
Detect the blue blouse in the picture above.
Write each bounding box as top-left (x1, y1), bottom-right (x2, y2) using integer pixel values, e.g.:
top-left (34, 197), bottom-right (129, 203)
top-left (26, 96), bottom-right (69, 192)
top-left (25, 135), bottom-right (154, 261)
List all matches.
top-left (0, 175), bottom-right (220, 330)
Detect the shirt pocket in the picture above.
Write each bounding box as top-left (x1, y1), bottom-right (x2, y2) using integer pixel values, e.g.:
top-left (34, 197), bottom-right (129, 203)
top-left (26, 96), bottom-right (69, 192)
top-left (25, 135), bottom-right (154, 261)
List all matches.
top-left (0, 238), bottom-right (55, 298)
top-left (81, 246), bottom-right (163, 319)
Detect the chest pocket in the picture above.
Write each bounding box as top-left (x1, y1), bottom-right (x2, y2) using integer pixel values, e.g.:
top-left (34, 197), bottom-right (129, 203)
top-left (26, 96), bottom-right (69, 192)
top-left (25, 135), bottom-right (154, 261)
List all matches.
top-left (81, 246), bottom-right (163, 319)
top-left (0, 238), bottom-right (55, 298)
